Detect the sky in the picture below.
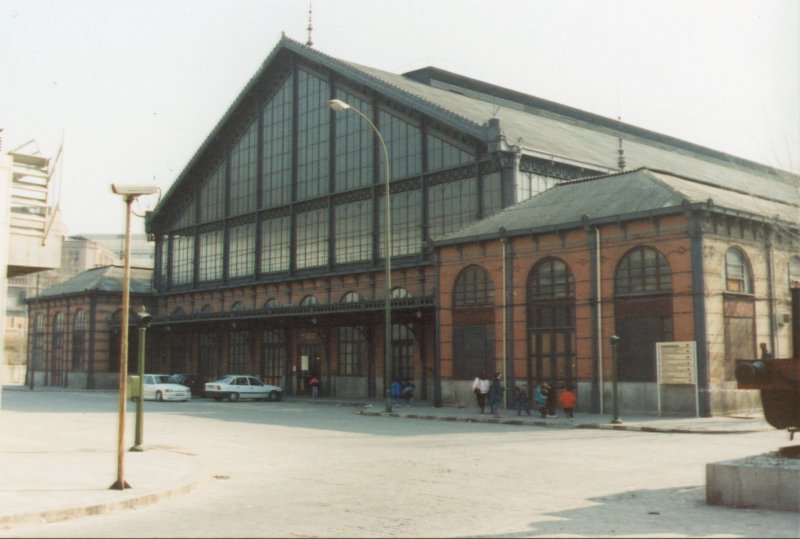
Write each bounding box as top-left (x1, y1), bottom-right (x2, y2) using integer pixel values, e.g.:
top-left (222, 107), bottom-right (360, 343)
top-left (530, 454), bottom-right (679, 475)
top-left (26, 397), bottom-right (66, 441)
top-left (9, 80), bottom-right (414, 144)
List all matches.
top-left (2, 0), bottom-right (798, 236)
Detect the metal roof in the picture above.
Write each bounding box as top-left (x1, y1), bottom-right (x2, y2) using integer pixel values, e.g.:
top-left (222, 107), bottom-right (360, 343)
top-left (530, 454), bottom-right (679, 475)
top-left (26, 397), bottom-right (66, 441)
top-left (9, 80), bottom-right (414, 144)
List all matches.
top-left (34, 265), bottom-right (154, 298)
top-left (434, 168), bottom-right (799, 246)
top-left (150, 36), bottom-right (798, 227)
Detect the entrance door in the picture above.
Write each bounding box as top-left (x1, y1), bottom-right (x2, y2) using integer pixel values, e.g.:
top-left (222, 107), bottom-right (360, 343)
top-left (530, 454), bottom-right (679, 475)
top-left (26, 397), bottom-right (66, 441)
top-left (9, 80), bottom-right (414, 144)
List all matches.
top-left (529, 329), bottom-right (575, 390)
top-left (299, 344), bottom-right (321, 395)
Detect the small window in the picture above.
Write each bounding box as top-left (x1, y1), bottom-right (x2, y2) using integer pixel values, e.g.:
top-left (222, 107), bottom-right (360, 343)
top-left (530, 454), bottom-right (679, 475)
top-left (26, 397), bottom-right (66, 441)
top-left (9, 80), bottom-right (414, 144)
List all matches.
top-left (725, 248), bottom-right (753, 294)
top-left (300, 295), bottom-right (318, 306)
top-left (789, 256), bottom-right (800, 288)
top-left (341, 292), bottom-right (362, 303)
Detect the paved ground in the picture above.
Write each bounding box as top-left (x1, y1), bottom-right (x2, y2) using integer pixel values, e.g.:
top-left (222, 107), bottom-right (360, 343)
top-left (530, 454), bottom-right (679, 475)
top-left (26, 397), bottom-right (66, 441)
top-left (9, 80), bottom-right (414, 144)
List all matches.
top-left (0, 386), bottom-right (797, 537)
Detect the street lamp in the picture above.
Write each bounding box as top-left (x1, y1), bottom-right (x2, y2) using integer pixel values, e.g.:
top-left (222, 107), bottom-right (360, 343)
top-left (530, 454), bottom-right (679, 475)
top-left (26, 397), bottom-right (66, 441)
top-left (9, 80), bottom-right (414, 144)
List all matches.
top-left (110, 183), bottom-right (158, 490)
top-left (131, 307), bottom-right (151, 452)
top-left (329, 98), bottom-right (393, 413)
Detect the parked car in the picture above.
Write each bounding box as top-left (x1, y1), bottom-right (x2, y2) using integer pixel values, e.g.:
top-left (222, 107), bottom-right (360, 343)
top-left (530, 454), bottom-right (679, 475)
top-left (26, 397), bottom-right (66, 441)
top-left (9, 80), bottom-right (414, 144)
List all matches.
top-left (204, 375), bottom-right (283, 402)
top-left (142, 374), bottom-right (191, 402)
top-left (169, 373), bottom-right (206, 396)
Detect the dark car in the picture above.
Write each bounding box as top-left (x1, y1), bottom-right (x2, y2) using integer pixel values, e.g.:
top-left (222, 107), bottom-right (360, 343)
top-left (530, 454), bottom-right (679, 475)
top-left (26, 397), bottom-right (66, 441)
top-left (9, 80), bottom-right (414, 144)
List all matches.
top-left (169, 374), bottom-right (206, 396)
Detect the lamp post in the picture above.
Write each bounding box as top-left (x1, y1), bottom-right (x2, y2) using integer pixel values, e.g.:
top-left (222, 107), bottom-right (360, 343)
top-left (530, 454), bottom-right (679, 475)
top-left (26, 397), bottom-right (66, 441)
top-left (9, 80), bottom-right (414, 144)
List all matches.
top-left (131, 307), bottom-right (151, 452)
top-left (329, 98), bottom-right (393, 412)
top-left (109, 184), bottom-right (158, 490)
top-left (610, 334), bottom-right (622, 424)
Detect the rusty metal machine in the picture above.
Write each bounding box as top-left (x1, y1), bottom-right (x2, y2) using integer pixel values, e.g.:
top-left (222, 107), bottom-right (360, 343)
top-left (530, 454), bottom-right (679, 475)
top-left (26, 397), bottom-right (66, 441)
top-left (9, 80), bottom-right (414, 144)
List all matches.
top-left (735, 288), bottom-right (800, 447)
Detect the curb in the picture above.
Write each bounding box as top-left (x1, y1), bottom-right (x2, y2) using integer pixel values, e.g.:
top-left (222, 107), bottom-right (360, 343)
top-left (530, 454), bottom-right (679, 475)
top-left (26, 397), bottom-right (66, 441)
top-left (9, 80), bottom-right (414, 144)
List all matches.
top-left (0, 474), bottom-right (209, 531)
top-left (357, 410), bottom-right (766, 434)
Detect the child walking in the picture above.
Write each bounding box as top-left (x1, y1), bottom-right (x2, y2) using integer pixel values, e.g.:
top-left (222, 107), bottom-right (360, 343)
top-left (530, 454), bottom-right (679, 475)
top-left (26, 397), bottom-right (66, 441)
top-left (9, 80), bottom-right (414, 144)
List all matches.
top-left (559, 386), bottom-right (577, 420)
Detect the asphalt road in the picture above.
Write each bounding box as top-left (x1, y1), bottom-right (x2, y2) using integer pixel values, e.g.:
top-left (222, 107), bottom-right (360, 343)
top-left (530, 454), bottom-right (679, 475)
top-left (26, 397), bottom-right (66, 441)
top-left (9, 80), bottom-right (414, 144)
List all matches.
top-left (1, 391), bottom-right (797, 538)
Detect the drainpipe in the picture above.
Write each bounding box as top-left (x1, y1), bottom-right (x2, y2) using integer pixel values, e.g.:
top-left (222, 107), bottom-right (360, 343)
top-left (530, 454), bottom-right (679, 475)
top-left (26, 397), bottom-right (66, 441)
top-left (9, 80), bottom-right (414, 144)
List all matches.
top-left (690, 211), bottom-right (711, 416)
top-left (765, 227), bottom-right (777, 357)
top-left (433, 248), bottom-right (442, 407)
top-left (500, 228), bottom-right (509, 409)
top-left (594, 226), bottom-right (605, 414)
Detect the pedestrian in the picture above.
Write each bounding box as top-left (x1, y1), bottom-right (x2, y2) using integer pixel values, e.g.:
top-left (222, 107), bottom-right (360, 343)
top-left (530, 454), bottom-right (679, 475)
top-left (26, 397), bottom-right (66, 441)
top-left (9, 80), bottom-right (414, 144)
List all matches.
top-left (309, 375), bottom-right (321, 398)
top-left (516, 383), bottom-right (531, 416)
top-left (401, 378), bottom-right (415, 406)
top-left (534, 381), bottom-right (550, 418)
top-left (472, 372), bottom-right (490, 414)
top-left (559, 385), bottom-right (577, 420)
top-left (390, 379), bottom-right (402, 407)
top-left (488, 372), bottom-right (504, 418)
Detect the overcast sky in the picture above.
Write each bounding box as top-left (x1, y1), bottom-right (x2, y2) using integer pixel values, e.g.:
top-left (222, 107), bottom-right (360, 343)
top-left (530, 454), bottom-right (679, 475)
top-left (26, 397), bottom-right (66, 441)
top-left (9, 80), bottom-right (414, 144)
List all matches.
top-left (2, 0), bottom-right (798, 236)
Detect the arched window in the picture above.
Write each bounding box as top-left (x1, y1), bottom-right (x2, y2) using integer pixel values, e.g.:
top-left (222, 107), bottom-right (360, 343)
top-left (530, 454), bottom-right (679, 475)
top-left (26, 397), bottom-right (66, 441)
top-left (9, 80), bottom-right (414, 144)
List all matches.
top-left (264, 299), bottom-right (281, 308)
top-left (230, 301), bottom-right (244, 311)
top-left (172, 307), bottom-right (185, 316)
top-left (452, 265), bottom-right (495, 379)
top-left (615, 246), bottom-right (672, 295)
top-left (201, 304), bottom-right (214, 314)
top-left (391, 287), bottom-right (411, 298)
top-left (338, 326), bottom-right (367, 376)
top-left (614, 247), bottom-right (674, 382)
top-left (341, 292), bottom-right (362, 303)
top-left (72, 310), bottom-right (85, 372)
top-left (300, 295), bottom-right (318, 306)
top-left (725, 247), bottom-right (753, 294)
top-left (788, 256), bottom-right (800, 288)
top-left (52, 312), bottom-right (66, 385)
top-left (453, 265), bottom-right (494, 307)
top-left (527, 258), bottom-right (576, 387)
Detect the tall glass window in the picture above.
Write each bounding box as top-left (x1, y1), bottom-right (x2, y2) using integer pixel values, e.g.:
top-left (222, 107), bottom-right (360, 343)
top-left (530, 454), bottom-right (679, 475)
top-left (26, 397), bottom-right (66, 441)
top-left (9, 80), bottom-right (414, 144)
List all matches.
top-left (171, 234), bottom-right (195, 286)
top-left (32, 314), bottom-right (44, 371)
top-left (52, 312), bottom-right (65, 381)
top-left (229, 223), bottom-right (256, 279)
top-left (481, 172), bottom-right (503, 217)
top-left (517, 171), bottom-right (557, 202)
top-left (296, 69), bottom-right (330, 201)
top-left (428, 178), bottom-right (477, 240)
top-left (335, 200), bottom-right (372, 264)
top-left (229, 120), bottom-right (258, 216)
top-left (72, 310), bottom-right (85, 371)
top-left (790, 256), bottom-right (800, 288)
top-left (426, 133), bottom-right (472, 171)
top-left (261, 216), bottom-right (290, 273)
top-left (198, 332), bottom-right (219, 379)
top-left (228, 331), bottom-right (250, 374)
top-left (378, 109), bottom-right (422, 181)
top-left (334, 89), bottom-right (373, 191)
top-left (200, 162), bottom-right (226, 223)
top-left (262, 78), bottom-right (293, 208)
top-left (338, 326), bottom-right (366, 376)
top-left (198, 230), bottom-right (223, 282)
top-left (174, 199), bottom-right (196, 229)
top-left (296, 208), bottom-right (329, 269)
top-left (262, 329), bottom-right (287, 385)
top-left (379, 189), bottom-right (422, 257)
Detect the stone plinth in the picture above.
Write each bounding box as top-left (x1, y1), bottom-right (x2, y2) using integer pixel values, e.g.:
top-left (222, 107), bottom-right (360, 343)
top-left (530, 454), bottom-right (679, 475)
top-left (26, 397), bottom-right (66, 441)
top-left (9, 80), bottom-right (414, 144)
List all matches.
top-left (707, 452), bottom-right (800, 512)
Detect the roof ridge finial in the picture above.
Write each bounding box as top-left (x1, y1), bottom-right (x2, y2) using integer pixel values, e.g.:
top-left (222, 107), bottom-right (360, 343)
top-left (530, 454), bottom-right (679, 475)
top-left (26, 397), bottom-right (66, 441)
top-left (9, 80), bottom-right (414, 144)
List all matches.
top-left (306, 0), bottom-right (313, 47)
top-left (617, 116), bottom-right (626, 171)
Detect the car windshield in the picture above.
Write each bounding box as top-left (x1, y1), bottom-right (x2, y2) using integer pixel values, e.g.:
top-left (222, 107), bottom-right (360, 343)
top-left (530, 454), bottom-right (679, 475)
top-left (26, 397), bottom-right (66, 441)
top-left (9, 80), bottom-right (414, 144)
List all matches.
top-left (154, 375), bottom-right (172, 383)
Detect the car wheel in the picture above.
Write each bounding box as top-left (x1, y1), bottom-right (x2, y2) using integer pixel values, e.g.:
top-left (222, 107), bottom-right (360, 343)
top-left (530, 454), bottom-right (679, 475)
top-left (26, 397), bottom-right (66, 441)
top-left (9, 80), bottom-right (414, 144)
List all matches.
top-left (155, 391), bottom-right (163, 402)
top-left (229, 392), bottom-right (240, 402)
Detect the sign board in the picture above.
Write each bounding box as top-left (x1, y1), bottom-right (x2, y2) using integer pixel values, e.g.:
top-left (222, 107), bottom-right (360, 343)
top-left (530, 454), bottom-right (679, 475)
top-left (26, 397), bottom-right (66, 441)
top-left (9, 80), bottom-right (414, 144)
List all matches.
top-left (657, 341), bottom-right (696, 384)
top-left (656, 341), bottom-right (699, 417)
top-left (301, 355), bottom-right (309, 371)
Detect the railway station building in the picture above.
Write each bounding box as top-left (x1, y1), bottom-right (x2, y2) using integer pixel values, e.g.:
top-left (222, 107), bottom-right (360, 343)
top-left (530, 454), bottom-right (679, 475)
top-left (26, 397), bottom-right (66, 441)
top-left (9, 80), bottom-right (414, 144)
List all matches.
top-left (26, 37), bottom-right (799, 416)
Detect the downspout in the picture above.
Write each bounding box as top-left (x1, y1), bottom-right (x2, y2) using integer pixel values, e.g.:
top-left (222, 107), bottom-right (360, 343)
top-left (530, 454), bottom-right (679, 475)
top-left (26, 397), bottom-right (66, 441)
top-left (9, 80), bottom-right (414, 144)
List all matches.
top-left (593, 224), bottom-right (605, 414)
top-left (765, 227), bottom-right (777, 356)
top-left (433, 248), bottom-right (442, 407)
top-left (500, 228), bottom-right (509, 409)
top-left (689, 210), bottom-right (711, 416)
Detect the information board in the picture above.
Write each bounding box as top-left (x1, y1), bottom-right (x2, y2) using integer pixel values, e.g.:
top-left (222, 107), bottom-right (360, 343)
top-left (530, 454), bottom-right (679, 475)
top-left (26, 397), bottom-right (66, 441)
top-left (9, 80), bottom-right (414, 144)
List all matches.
top-left (657, 341), bottom-right (696, 384)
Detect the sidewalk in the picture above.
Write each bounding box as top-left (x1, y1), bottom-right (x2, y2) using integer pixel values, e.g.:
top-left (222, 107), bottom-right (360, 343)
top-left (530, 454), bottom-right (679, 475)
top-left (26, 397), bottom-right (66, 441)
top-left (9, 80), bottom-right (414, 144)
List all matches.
top-left (0, 387), bottom-right (773, 531)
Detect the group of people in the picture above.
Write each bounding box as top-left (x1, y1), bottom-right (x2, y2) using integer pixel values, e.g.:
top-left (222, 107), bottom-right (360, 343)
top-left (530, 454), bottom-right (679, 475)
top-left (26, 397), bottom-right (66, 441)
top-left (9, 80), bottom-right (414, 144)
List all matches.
top-left (390, 378), bottom-right (416, 407)
top-left (472, 372), bottom-right (577, 420)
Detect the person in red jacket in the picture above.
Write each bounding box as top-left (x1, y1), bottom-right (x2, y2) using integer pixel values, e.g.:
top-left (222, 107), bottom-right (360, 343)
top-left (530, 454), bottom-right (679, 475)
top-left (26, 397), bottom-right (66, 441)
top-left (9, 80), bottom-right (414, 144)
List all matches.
top-left (559, 386), bottom-right (577, 420)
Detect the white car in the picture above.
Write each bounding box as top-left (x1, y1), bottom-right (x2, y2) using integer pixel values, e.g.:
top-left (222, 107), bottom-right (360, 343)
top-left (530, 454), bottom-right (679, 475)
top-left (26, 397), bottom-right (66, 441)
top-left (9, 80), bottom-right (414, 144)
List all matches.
top-left (142, 374), bottom-right (191, 402)
top-left (205, 375), bottom-right (283, 402)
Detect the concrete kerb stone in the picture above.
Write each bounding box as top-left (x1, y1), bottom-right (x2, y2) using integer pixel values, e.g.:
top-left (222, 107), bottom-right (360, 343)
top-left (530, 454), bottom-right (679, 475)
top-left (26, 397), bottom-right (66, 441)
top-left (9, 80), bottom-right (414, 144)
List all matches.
top-left (0, 476), bottom-right (209, 531)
